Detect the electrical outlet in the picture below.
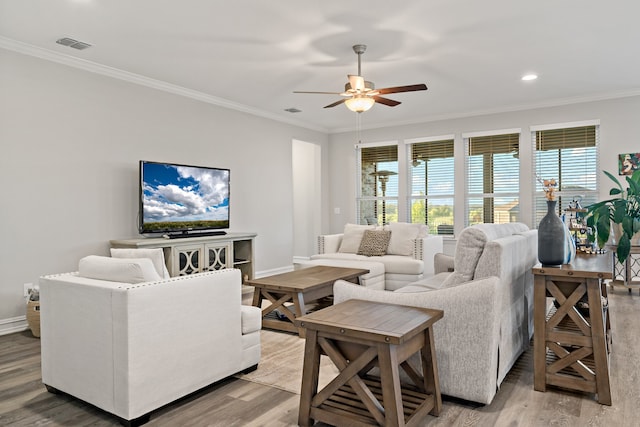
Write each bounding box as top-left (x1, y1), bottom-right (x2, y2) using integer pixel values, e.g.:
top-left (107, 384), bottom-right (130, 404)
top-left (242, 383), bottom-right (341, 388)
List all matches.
top-left (23, 283), bottom-right (33, 297)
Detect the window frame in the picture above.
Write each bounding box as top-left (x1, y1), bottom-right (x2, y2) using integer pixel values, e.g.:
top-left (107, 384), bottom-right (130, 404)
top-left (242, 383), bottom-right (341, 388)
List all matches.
top-left (531, 120), bottom-right (600, 226)
top-left (405, 135), bottom-right (455, 235)
top-left (355, 140), bottom-right (399, 225)
top-left (463, 128), bottom-right (522, 226)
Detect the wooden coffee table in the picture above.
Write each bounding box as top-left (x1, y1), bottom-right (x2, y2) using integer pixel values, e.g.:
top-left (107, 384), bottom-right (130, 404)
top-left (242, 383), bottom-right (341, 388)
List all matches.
top-left (296, 299), bottom-right (443, 427)
top-left (247, 265), bottom-right (369, 336)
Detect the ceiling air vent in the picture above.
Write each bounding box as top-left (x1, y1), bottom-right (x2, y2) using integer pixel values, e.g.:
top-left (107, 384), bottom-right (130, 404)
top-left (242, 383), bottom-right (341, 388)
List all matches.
top-left (56, 37), bottom-right (92, 50)
top-left (284, 108), bottom-right (302, 113)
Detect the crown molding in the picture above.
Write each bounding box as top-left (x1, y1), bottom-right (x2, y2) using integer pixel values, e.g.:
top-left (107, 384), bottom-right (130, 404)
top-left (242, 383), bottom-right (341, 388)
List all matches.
top-left (331, 89), bottom-right (640, 134)
top-left (0, 37), bottom-right (327, 134)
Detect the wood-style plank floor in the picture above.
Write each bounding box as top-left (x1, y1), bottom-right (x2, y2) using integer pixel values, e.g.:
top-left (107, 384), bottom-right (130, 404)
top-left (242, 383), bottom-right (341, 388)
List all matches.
top-left (1, 288), bottom-right (639, 426)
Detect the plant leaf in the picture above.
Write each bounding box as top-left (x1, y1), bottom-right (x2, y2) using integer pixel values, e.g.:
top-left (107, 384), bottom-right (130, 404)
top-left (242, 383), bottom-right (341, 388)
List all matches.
top-left (596, 214), bottom-right (610, 248)
top-left (604, 170), bottom-right (623, 193)
top-left (626, 175), bottom-right (640, 196)
top-left (617, 234), bottom-right (631, 263)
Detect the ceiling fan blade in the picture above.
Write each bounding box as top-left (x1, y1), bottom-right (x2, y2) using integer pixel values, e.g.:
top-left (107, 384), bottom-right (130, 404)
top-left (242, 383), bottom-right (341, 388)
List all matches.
top-left (324, 99), bottom-right (347, 108)
top-left (373, 96), bottom-right (401, 107)
top-left (376, 84), bottom-right (427, 95)
top-left (348, 74), bottom-right (365, 91)
top-left (293, 91), bottom-right (342, 95)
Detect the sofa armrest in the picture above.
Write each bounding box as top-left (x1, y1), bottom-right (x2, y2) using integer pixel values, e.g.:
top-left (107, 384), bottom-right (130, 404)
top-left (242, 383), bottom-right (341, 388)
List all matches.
top-left (333, 277), bottom-right (503, 404)
top-left (317, 233), bottom-right (343, 254)
top-left (414, 235), bottom-right (444, 276)
top-left (434, 253), bottom-right (454, 274)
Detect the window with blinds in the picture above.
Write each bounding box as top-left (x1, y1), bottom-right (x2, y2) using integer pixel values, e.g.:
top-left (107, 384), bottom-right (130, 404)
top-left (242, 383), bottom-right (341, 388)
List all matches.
top-left (466, 132), bottom-right (520, 225)
top-left (533, 124), bottom-right (598, 226)
top-left (408, 138), bottom-right (455, 234)
top-left (357, 143), bottom-right (399, 225)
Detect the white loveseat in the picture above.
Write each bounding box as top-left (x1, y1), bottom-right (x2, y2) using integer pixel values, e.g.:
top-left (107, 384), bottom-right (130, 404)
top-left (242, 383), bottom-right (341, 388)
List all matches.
top-left (311, 222), bottom-right (444, 290)
top-left (333, 223), bottom-right (537, 405)
top-left (39, 255), bottom-right (261, 426)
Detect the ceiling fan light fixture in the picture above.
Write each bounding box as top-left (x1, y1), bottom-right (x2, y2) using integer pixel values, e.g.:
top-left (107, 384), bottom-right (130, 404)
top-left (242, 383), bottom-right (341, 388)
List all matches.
top-left (345, 96), bottom-right (375, 113)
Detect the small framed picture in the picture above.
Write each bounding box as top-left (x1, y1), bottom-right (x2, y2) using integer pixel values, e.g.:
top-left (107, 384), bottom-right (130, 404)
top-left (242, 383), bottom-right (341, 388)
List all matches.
top-left (619, 153), bottom-right (640, 175)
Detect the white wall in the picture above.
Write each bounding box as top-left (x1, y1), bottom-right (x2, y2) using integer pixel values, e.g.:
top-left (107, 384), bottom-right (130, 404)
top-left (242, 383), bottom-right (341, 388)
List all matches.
top-left (0, 48), bottom-right (327, 326)
top-left (326, 96), bottom-right (640, 235)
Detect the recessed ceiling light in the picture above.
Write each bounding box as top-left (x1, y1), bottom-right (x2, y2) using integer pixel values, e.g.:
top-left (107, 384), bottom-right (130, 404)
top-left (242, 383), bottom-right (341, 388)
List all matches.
top-left (522, 74), bottom-right (538, 81)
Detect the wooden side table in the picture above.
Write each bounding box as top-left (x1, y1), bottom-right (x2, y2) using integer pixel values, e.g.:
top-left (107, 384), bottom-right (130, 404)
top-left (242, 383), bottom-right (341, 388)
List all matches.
top-left (532, 253), bottom-right (613, 405)
top-left (296, 299), bottom-right (443, 427)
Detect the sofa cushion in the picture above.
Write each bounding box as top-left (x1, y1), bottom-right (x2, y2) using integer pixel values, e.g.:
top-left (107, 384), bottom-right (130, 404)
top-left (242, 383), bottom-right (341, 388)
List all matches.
top-left (338, 223), bottom-right (375, 253)
top-left (357, 230), bottom-right (391, 256)
top-left (368, 255), bottom-right (424, 275)
top-left (441, 226), bottom-right (489, 287)
top-left (110, 248), bottom-right (170, 279)
top-left (384, 222), bottom-right (427, 256)
top-left (78, 255), bottom-right (162, 284)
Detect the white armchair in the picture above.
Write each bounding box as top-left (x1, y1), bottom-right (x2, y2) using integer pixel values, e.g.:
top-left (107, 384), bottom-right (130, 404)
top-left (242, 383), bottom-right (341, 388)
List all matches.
top-left (39, 255), bottom-right (260, 426)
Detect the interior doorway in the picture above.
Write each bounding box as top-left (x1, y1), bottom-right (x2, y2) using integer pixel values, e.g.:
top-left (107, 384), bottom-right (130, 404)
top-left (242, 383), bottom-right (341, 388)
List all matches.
top-left (292, 139), bottom-right (321, 258)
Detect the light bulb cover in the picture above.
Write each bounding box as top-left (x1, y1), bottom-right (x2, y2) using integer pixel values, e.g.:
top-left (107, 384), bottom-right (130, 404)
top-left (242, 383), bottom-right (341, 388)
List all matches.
top-left (345, 96), bottom-right (375, 113)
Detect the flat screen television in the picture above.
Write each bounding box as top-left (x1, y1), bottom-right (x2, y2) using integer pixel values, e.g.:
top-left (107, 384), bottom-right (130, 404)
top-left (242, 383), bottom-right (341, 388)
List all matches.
top-left (139, 160), bottom-right (230, 236)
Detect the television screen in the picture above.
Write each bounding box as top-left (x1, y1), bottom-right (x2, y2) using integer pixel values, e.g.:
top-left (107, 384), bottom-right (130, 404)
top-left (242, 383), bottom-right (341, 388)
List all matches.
top-left (139, 160), bottom-right (230, 234)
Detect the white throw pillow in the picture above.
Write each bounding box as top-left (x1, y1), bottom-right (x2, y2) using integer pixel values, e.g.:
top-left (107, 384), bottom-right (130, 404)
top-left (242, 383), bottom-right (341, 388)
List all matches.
top-left (338, 223), bottom-right (375, 253)
top-left (78, 255), bottom-right (162, 284)
top-left (385, 222), bottom-right (426, 256)
top-left (110, 248), bottom-right (170, 279)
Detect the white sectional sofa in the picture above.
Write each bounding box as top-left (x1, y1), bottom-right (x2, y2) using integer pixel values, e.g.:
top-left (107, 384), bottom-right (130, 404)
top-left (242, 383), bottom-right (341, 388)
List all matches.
top-left (39, 254), bottom-right (261, 426)
top-left (332, 223), bottom-right (538, 405)
top-left (311, 222), bottom-right (444, 290)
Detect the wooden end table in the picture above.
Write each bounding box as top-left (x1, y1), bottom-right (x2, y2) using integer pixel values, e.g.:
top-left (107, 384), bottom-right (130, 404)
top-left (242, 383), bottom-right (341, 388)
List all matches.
top-left (532, 253), bottom-right (613, 405)
top-left (246, 265), bottom-right (369, 336)
top-left (296, 299), bottom-right (443, 427)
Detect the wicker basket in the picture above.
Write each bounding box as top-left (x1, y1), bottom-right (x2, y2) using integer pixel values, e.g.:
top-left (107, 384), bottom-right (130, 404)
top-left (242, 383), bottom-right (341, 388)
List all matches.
top-left (26, 300), bottom-right (40, 338)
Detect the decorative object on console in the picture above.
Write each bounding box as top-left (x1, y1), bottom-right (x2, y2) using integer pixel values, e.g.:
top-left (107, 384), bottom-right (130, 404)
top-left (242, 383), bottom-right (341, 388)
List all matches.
top-left (537, 177), bottom-right (567, 266)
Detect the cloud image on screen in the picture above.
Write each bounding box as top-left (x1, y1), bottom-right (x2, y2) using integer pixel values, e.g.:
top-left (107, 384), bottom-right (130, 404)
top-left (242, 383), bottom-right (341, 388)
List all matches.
top-left (140, 162), bottom-right (229, 232)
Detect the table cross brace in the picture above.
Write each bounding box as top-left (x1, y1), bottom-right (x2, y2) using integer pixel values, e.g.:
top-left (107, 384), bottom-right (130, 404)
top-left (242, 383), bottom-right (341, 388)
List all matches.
top-left (314, 337), bottom-right (386, 425)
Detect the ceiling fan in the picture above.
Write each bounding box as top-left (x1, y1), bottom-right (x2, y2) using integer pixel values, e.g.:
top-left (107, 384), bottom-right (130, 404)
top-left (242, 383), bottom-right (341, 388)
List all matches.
top-left (294, 44), bottom-right (428, 113)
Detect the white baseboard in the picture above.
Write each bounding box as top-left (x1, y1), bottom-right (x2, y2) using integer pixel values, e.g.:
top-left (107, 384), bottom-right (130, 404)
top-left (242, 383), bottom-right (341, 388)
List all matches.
top-left (292, 256), bottom-right (311, 265)
top-left (0, 315), bottom-right (29, 336)
top-left (254, 265), bottom-right (294, 278)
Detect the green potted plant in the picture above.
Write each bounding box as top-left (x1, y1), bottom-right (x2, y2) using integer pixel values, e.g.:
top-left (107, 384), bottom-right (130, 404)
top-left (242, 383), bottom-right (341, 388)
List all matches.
top-left (586, 169), bottom-right (640, 263)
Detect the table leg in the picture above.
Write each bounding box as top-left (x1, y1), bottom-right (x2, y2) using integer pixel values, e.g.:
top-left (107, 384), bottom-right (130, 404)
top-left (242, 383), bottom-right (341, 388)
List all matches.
top-left (586, 278), bottom-right (612, 405)
top-left (533, 274), bottom-right (547, 392)
top-left (251, 286), bottom-right (262, 308)
top-left (421, 327), bottom-right (442, 416)
top-left (377, 343), bottom-right (404, 427)
top-left (298, 329), bottom-right (320, 427)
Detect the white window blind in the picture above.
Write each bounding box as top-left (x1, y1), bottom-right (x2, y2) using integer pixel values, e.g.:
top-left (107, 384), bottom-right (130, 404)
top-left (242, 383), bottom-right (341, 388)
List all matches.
top-left (407, 138), bottom-right (455, 235)
top-left (357, 143), bottom-right (398, 225)
top-left (533, 124), bottom-right (599, 225)
top-left (466, 132), bottom-right (520, 225)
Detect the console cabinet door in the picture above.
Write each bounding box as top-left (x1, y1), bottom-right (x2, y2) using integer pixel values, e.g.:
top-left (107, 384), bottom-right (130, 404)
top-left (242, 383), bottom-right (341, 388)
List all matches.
top-left (172, 243), bottom-right (204, 276)
top-left (204, 242), bottom-right (232, 272)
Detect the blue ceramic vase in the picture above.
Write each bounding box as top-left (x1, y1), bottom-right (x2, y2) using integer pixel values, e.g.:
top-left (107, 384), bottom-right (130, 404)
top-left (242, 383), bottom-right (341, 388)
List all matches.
top-left (538, 200), bottom-right (566, 266)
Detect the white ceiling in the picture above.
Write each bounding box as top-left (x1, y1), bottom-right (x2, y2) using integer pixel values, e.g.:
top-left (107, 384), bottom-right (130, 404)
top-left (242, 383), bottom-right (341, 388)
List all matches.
top-left (2, 0), bottom-right (640, 133)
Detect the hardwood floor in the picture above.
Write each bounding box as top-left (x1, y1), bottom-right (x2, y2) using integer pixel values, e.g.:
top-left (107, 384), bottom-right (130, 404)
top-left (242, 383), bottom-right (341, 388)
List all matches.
top-left (1, 288), bottom-right (639, 426)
